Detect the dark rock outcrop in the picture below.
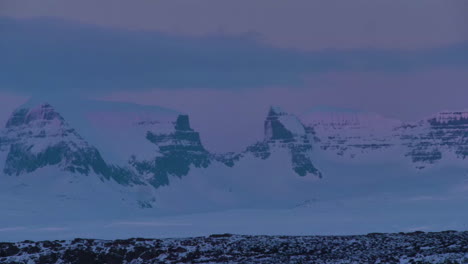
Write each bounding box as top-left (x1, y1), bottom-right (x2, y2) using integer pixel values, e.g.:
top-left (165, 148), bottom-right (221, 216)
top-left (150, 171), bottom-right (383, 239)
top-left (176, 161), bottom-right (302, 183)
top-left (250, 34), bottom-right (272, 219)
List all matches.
top-left (131, 115), bottom-right (211, 188)
top-left (219, 107), bottom-right (322, 178)
top-left (1, 231), bottom-right (467, 264)
top-left (401, 111), bottom-right (468, 168)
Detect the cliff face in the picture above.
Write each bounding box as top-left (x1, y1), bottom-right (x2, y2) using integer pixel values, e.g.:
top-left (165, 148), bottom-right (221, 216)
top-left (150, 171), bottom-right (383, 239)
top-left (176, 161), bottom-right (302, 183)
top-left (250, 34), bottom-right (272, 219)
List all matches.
top-left (8, 102), bottom-right (467, 189)
top-left (301, 108), bottom-right (468, 169)
top-left (131, 115), bottom-right (211, 188)
top-left (218, 106), bottom-right (322, 178)
top-left (0, 103), bottom-right (140, 185)
top-left (300, 109), bottom-right (400, 159)
top-left (401, 111), bottom-right (468, 168)
top-left (0, 101), bottom-right (324, 205)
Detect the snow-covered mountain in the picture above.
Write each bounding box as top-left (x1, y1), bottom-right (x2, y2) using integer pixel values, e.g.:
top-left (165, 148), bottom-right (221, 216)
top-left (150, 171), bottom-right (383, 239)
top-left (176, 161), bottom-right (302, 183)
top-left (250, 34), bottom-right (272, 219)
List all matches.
top-left (399, 111), bottom-right (468, 169)
top-left (0, 100), bottom-right (468, 240)
top-left (0, 100), bottom-right (467, 229)
top-left (301, 106), bottom-right (468, 169)
top-left (217, 106), bottom-right (321, 177)
top-left (0, 101), bottom-right (326, 214)
top-left (0, 103), bottom-right (138, 184)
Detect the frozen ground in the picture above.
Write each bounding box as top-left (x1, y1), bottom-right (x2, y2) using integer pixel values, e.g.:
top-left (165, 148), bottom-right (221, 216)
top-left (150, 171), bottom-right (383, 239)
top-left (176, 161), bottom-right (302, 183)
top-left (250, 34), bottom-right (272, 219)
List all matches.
top-left (1, 231), bottom-right (467, 263)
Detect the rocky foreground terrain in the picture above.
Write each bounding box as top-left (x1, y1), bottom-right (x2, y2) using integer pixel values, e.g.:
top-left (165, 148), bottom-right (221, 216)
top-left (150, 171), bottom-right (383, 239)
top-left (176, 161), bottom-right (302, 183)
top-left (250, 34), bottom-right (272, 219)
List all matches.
top-left (1, 231), bottom-right (467, 264)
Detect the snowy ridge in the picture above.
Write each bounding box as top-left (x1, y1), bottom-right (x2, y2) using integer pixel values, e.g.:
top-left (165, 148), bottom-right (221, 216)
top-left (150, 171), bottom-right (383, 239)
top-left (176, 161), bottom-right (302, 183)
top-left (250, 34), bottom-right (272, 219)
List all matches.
top-left (397, 111), bottom-right (468, 169)
top-left (429, 110), bottom-right (468, 124)
top-left (265, 106), bottom-right (306, 139)
top-left (0, 103), bottom-right (111, 177)
top-left (300, 106), bottom-right (468, 169)
top-left (215, 106), bottom-right (322, 178)
top-left (0, 101), bottom-right (325, 213)
top-left (301, 107), bottom-right (400, 129)
top-left (300, 108), bottom-right (400, 160)
top-left (0, 101), bottom-right (467, 219)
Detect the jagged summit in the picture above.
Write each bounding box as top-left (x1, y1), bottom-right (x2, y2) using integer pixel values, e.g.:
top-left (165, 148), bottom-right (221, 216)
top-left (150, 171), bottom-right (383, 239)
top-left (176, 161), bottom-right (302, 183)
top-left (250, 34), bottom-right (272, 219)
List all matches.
top-left (268, 106), bottom-right (288, 116)
top-left (265, 106), bottom-right (306, 141)
top-left (17, 98), bottom-right (183, 164)
top-left (174, 115), bottom-right (193, 131)
top-left (0, 102), bottom-right (138, 185)
top-left (1, 99), bottom-right (467, 214)
top-left (245, 107), bottom-right (322, 177)
top-left (5, 103), bottom-right (65, 128)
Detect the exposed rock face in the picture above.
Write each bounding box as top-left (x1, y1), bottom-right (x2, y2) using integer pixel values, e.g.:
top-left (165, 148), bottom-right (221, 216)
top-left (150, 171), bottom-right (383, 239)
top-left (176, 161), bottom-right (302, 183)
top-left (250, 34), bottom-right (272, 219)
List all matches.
top-left (0, 103), bottom-right (138, 185)
top-left (5, 103), bottom-right (64, 128)
top-left (301, 110), bottom-right (400, 158)
top-left (130, 115), bottom-right (211, 187)
top-left (219, 107), bottom-right (322, 178)
top-left (1, 231), bottom-right (467, 264)
top-left (0, 102), bottom-right (323, 194)
top-left (129, 107), bottom-right (323, 186)
top-left (264, 106), bottom-right (299, 142)
top-left (3, 101), bottom-right (468, 192)
top-left (245, 142), bottom-right (271, 160)
top-left (302, 109), bottom-right (468, 169)
top-left (264, 107), bottom-right (322, 177)
top-left (401, 111), bottom-right (468, 168)
top-left (435, 112), bottom-right (468, 158)
top-left (290, 143), bottom-right (321, 177)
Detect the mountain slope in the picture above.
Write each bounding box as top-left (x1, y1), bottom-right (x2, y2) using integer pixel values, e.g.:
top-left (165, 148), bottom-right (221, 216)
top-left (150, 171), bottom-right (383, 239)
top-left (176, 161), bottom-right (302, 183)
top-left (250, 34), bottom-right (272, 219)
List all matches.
top-left (0, 103), bottom-right (139, 185)
top-left (130, 114), bottom-right (212, 188)
top-left (0, 101), bottom-right (466, 221)
top-left (301, 107), bottom-right (468, 169)
top-left (0, 101), bottom-right (467, 239)
top-left (219, 106), bottom-right (322, 178)
top-left (0, 101), bottom-right (324, 213)
top-left (400, 111), bottom-right (468, 169)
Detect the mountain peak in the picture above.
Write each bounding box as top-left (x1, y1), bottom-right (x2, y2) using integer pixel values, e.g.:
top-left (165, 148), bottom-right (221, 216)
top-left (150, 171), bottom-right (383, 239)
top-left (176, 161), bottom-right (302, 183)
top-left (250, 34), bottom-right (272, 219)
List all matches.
top-left (268, 106), bottom-right (287, 116)
top-left (264, 107), bottom-right (306, 141)
top-left (175, 115), bottom-right (193, 131)
top-left (5, 103), bottom-right (64, 128)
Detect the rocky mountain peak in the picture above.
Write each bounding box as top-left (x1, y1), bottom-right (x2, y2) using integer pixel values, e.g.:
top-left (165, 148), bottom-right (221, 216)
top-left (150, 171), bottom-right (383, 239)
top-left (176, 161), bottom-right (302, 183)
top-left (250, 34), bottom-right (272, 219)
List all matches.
top-left (268, 106), bottom-right (287, 117)
top-left (5, 103), bottom-right (65, 128)
top-left (174, 115), bottom-right (193, 131)
top-left (0, 102), bottom-right (138, 185)
top-left (264, 106), bottom-right (306, 141)
top-left (131, 114), bottom-right (211, 188)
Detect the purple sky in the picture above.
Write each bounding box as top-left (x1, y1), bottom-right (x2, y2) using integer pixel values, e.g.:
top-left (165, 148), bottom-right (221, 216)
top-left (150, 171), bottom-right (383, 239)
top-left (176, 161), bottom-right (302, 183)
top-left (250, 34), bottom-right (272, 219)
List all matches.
top-left (1, 0), bottom-right (468, 152)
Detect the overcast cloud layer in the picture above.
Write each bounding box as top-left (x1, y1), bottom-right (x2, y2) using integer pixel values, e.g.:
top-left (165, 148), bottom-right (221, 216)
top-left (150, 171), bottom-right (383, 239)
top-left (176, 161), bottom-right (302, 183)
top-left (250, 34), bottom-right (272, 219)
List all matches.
top-left (2, 0), bottom-right (467, 50)
top-left (1, 16), bottom-right (468, 95)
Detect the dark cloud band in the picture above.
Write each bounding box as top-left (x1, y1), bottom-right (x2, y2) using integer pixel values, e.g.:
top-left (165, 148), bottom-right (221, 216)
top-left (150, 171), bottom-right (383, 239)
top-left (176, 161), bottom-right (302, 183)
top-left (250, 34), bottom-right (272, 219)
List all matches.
top-left (1, 17), bottom-right (467, 95)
